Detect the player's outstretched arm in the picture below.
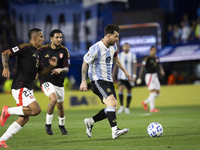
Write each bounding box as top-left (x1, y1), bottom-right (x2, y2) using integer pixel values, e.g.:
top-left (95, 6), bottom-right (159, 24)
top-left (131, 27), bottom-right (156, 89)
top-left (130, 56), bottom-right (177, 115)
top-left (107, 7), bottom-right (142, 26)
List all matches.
top-left (136, 65), bottom-right (144, 85)
top-left (51, 67), bottom-right (69, 75)
top-left (2, 49), bottom-right (12, 80)
top-left (132, 62), bottom-right (137, 82)
top-left (79, 60), bottom-right (88, 91)
top-left (159, 64), bottom-right (165, 76)
top-left (39, 56), bottom-right (58, 76)
top-left (114, 57), bottom-right (131, 82)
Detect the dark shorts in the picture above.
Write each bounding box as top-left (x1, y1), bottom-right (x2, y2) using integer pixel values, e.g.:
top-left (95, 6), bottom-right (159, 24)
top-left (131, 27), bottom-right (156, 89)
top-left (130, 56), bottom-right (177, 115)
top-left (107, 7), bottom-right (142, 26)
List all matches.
top-left (118, 80), bottom-right (133, 90)
top-left (91, 80), bottom-right (117, 103)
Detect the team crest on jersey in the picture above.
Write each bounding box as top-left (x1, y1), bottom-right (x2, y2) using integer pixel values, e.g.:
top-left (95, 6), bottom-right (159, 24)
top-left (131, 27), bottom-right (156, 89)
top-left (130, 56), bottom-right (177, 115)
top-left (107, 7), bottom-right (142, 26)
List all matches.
top-left (86, 53), bottom-right (91, 58)
top-left (156, 59), bottom-right (159, 63)
top-left (59, 53), bottom-right (64, 58)
top-left (32, 53), bottom-right (36, 57)
top-left (111, 49), bottom-right (114, 54)
top-left (12, 46), bottom-right (19, 53)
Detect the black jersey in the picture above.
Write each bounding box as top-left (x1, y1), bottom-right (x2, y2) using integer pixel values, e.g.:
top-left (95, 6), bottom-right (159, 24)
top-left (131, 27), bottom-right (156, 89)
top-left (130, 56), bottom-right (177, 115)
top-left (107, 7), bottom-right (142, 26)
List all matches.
top-left (10, 43), bottom-right (43, 90)
top-left (142, 56), bottom-right (160, 73)
top-left (38, 44), bottom-right (70, 87)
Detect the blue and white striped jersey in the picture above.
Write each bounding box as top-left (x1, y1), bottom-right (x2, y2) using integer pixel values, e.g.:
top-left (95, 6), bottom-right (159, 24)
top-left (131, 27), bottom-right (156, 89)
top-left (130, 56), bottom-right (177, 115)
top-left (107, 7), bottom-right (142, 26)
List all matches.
top-left (84, 41), bottom-right (118, 82)
top-left (117, 51), bottom-right (137, 80)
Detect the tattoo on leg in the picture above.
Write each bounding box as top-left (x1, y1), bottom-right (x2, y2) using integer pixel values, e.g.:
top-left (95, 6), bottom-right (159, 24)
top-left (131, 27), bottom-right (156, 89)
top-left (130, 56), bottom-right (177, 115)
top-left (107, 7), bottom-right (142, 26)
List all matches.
top-left (47, 103), bottom-right (55, 114)
top-left (57, 104), bottom-right (62, 110)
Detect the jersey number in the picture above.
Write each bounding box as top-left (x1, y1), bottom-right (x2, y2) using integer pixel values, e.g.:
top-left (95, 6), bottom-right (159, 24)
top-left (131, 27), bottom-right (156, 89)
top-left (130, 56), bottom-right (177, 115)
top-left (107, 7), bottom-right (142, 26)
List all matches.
top-left (44, 82), bottom-right (50, 91)
top-left (106, 56), bottom-right (111, 63)
top-left (23, 90), bottom-right (34, 99)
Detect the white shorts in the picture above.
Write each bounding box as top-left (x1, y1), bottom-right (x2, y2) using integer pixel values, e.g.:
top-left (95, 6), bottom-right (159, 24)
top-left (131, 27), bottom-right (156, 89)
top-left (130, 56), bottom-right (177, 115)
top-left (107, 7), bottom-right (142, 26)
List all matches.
top-left (41, 82), bottom-right (65, 102)
top-left (12, 88), bottom-right (36, 107)
top-left (145, 73), bottom-right (161, 91)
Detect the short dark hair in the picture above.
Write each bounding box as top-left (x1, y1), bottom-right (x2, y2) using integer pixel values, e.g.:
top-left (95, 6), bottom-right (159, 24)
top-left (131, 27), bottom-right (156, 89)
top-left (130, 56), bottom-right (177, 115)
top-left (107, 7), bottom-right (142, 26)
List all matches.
top-left (50, 29), bottom-right (62, 37)
top-left (150, 45), bottom-right (157, 50)
top-left (28, 28), bottom-right (41, 40)
top-left (123, 43), bottom-right (130, 46)
top-left (104, 24), bottom-right (120, 35)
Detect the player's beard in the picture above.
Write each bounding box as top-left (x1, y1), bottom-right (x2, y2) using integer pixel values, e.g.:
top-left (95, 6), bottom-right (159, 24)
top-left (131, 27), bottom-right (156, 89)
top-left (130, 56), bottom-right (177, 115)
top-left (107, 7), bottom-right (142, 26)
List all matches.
top-left (109, 41), bottom-right (116, 46)
top-left (54, 43), bottom-right (61, 48)
top-left (124, 49), bottom-right (129, 53)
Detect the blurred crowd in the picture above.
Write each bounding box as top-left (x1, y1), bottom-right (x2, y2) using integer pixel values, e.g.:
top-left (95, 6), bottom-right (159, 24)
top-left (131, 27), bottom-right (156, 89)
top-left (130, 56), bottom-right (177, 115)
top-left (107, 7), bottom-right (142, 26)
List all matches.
top-left (166, 70), bottom-right (198, 85)
top-left (0, 2), bottom-right (19, 92)
top-left (0, 2), bottom-right (200, 93)
top-left (166, 12), bottom-right (200, 45)
top-left (0, 4), bottom-right (18, 53)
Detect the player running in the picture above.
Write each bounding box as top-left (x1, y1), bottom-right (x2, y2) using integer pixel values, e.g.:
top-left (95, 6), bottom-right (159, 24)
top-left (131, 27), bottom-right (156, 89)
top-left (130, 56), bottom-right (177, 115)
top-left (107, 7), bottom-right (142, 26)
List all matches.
top-left (0, 28), bottom-right (57, 148)
top-left (113, 43), bottom-right (137, 114)
top-left (136, 46), bottom-right (165, 112)
top-left (38, 29), bottom-right (70, 135)
top-left (80, 24), bottom-right (130, 139)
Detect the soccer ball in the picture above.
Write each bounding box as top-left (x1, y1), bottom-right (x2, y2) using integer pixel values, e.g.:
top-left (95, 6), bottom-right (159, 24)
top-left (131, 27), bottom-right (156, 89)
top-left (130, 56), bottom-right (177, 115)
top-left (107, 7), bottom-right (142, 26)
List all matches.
top-left (147, 122), bottom-right (163, 137)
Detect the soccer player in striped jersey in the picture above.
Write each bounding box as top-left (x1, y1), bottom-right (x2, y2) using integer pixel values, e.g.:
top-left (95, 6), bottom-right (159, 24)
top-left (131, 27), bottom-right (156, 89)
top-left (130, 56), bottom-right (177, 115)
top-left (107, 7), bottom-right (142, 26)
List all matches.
top-left (0, 28), bottom-right (57, 148)
top-left (136, 46), bottom-right (165, 112)
top-left (113, 43), bottom-right (137, 114)
top-left (80, 24), bottom-right (130, 139)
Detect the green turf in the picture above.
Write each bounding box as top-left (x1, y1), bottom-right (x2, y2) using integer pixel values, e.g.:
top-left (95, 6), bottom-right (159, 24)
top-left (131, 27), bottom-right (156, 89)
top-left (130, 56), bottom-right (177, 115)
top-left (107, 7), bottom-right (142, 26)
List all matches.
top-left (1, 106), bottom-right (199, 150)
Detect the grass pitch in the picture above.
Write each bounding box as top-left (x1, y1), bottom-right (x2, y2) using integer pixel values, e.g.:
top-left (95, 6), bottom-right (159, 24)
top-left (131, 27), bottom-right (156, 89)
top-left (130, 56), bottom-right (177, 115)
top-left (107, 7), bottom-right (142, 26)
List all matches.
top-left (1, 106), bottom-right (200, 150)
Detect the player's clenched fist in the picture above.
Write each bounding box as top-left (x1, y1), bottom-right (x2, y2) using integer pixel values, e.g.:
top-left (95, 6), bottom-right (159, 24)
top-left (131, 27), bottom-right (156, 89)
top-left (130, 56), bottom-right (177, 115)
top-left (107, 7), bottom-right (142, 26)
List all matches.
top-left (49, 56), bottom-right (58, 67)
top-left (79, 81), bottom-right (87, 91)
top-left (2, 68), bottom-right (10, 80)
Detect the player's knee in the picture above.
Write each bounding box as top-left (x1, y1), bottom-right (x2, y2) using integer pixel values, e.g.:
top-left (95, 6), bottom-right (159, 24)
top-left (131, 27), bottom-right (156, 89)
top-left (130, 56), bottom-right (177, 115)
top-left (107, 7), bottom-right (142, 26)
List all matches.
top-left (32, 107), bottom-right (41, 116)
top-left (57, 102), bottom-right (63, 109)
top-left (50, 98), bottom-right (58, 106)
top-left (110, 98), bottom-right (117, 107)
top-left (24, 116), bottom-right (30, 123)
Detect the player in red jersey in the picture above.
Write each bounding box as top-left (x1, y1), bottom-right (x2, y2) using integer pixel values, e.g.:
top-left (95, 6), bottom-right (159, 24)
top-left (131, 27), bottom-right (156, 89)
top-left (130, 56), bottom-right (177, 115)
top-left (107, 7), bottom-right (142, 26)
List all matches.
top-left (0, 28), bottom-right (57, 148)
top-left (38, 29), bottom-right (70, 135)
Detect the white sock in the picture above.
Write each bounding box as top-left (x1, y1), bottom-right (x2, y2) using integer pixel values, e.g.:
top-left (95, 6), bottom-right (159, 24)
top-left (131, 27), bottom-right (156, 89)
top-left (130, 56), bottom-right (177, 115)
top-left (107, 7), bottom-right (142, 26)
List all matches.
top-left (155, 93), bottom-right (159, 98)
top-left (58, 116), bottom-right (65, 126)
top-left (111, 126), bottom-right (117, 133)
top-left (90, 117), bottom-right (95, 124)
top-left (46, 114), bottom-right (53, 125)
top-left (144, 92), bottom-right (156, 104)
top-left (0, 121), bottom-right (22, 142)
top-left (8, 106), bottom-right (24, 116)
top-left (149, 93), bottom-right (157, 111)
